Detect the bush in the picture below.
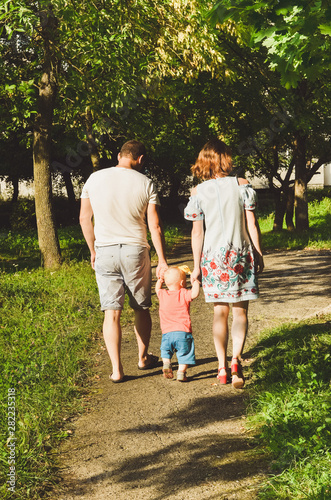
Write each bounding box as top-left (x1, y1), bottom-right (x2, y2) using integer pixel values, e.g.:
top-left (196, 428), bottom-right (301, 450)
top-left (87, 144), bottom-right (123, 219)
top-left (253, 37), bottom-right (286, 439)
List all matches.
top-left (53, 197), bottom-right (80, 227)
top-left (9, 199), bottom-right (36, 231)
top-left (0, 197), bottom-right (81, 231)
top-left (0, 200), bottom-right (11, 228)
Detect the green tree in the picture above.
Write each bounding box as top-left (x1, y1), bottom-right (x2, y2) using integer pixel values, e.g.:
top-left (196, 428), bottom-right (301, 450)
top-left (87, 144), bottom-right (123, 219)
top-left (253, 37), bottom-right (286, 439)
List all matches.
top-left (1, 0), bottom-right (227, 265)
top-left (33, 4), bottom-right (62, 268)
top-left (209, 0), bottom-right (331, 230)
top-left (0, 25), bottom-right (35, 201)
top-left (0, 2), bottom-right (62, 267)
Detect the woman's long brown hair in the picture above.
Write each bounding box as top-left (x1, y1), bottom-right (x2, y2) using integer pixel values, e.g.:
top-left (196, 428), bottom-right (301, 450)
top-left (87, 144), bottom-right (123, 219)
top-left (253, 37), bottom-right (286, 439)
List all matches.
top-left (191, 138), bottom-right (233, 180)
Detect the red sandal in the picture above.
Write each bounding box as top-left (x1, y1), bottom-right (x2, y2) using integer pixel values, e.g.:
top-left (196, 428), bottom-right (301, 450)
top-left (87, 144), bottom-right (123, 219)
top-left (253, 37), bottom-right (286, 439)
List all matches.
top-left (231, 358), bottom-right (245, 389)
top-left (217, 367), bottom-right (229, 385)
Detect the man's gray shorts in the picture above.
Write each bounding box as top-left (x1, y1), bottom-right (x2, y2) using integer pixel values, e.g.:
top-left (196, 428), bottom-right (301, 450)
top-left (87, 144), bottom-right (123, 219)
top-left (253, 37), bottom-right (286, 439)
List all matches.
top-left (95, 244), bottom-right (152, 311)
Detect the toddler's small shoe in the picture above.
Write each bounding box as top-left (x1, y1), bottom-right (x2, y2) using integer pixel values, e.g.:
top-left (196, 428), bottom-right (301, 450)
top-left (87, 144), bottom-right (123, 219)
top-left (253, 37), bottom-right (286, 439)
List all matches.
top-left (162, 364), bottom-right (173, 379)
top-left (177, 371), bottom-right (188, 382)
top-left (231, 358), bottom-right (245, 389)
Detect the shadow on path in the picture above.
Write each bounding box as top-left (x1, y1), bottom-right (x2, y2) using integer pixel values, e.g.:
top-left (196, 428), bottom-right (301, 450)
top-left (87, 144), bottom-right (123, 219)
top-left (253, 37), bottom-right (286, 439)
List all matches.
top-left (57, 248), bottom-right (331, 500)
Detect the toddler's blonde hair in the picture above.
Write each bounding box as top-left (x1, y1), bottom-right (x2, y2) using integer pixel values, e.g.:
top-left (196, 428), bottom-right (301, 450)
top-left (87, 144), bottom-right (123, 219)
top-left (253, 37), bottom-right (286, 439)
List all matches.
top-left (164, 267), bottom-right (186, 288)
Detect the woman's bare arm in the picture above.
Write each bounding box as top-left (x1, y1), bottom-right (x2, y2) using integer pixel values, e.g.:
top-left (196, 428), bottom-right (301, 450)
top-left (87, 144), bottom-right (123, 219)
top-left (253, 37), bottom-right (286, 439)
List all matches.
top-left (191, 219), bottom-right (204, 282)
top-left (245, 209), bottom-right (264, 273)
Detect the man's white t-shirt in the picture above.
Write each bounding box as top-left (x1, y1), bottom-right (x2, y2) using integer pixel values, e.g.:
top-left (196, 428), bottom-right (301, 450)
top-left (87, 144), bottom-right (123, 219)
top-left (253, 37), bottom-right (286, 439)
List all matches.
top-left (80, 167), bottom-right (160, 249)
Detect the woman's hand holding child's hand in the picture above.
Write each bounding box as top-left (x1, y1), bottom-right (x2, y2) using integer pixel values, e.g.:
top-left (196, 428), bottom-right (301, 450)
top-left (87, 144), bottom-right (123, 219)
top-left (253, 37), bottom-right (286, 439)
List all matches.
top-left (190, 267), bottom-right (201, 284)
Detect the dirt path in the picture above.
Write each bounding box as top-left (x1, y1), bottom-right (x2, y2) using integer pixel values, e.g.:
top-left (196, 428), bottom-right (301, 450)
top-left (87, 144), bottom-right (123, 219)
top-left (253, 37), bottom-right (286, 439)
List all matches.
top-left (55, 243), bottom-right (331, 500)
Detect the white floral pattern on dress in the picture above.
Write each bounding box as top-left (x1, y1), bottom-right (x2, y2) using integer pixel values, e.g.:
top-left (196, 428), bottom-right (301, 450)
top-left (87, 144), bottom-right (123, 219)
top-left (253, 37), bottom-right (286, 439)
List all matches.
top-left (201, 244), bottom-right (258, 301)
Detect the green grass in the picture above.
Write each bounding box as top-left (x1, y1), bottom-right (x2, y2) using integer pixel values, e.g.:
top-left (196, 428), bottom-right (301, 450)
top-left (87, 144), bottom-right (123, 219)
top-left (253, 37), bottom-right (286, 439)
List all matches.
top-left (0, 223), bottom-right (185, 271)
top-left (0, 223), bottom-right (186, 499)
top-left (258, 194), bottom-right (331, 250)
top-left (246, 315), bottom-right (331, 499)
top-left (246, 190), bottom-right (331, 498)
top-left (0, 192), bottom-right (330, 498)
top-left (0, 263), bottom-right (104, 498)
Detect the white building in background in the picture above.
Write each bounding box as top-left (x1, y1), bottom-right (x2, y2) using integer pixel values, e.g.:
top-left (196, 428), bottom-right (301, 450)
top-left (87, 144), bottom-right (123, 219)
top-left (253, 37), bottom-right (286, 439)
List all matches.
top-left (323, 163), bottom-right (331, 186)
top-left (0, 174), bottom-right (82, 200)
top-left (247, 163), bottom-right (331, 190)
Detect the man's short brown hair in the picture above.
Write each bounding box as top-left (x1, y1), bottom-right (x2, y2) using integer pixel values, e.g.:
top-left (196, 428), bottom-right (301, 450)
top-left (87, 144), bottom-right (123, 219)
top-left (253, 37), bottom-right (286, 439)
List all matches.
top-left (120, 140), bottom-right (146, 160)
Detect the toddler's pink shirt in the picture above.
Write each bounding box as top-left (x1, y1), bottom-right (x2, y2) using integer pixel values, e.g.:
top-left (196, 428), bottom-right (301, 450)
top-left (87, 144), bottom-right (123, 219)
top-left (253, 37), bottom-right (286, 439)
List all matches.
top-left (157, 288), bottom-right (192, 334)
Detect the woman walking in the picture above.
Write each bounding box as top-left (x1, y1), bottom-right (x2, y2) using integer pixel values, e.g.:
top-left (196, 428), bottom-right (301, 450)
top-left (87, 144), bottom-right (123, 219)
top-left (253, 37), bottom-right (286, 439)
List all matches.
top-left (184, 139), bottom-right (264, 388)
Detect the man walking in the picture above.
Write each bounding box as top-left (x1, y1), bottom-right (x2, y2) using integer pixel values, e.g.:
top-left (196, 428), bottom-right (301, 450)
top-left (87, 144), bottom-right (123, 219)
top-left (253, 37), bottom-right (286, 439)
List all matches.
top-left (79, 140), bottom-right (168, 382)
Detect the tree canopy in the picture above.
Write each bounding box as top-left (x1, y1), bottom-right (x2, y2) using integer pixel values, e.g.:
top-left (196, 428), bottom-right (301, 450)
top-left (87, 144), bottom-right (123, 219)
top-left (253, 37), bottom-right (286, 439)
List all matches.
top-left (1, 0), bottom-right (331, 265)
top-left (209, 0), bottom-right (331, 229)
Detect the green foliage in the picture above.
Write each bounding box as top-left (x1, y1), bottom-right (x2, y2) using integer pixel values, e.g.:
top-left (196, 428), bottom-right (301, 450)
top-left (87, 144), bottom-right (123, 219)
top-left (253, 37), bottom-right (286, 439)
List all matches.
top-left (0, 197), bottom-right (80, 234)
top-left (0, 223), bottom-right (187, 272)
top-left (208, 0), bottom-right (331, 234)
top-left (247, 315), bottom-right (331, 498)
top-left (307, 186), bottom-right (331, 203)
top-left (0, 0), bottom-right (229, 203)
top-left (162, 225), bottom-right (186, 248)
top-left (0, 230), bottom-right (39, 269)
top-left (0, 226), bottom-right (87, 270)
top-left (209, 0), bottom-right (331, 89)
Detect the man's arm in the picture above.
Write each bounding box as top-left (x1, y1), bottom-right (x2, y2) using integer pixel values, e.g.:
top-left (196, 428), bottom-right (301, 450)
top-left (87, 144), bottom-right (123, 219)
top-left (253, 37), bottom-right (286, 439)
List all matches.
top-left (147, 203), bottom-right (168, 278)
top-left (191, 219), bottom-right (204, 283)
top-left (79, 198), bottom-right (96, 269)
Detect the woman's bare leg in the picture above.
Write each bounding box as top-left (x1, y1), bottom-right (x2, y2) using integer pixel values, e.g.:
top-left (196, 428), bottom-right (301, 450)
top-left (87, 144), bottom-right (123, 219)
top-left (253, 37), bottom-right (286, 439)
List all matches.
top-left (231, 301), bottom-right (249, 388)
top-left (231, 301), bottom-right (249, 359)
top-left (213, 303), bottom-right (230, 370)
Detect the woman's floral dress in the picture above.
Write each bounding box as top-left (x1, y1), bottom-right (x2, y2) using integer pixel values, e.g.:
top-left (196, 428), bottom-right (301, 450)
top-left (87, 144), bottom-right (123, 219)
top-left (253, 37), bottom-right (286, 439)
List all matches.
top-left (184, 177), bottom-right (259, 303)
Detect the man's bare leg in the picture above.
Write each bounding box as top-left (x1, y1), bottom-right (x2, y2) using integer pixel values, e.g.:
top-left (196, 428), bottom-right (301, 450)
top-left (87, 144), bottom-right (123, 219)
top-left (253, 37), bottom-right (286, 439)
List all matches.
top-left (134, 309), bottom-right (154, 368)
top-left (103, 310), bottom-right (124, 381)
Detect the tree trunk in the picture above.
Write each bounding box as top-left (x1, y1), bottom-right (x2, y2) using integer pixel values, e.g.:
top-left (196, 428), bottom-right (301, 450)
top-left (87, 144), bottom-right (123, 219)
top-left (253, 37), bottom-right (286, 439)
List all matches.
top-left (33, 8), bottom-right (61, 269)
top-left (62, 170), bottom-right (79, 224)
top-left (285, 187), bottom-right (295, 231)
top-left (11, 175), bottom-right (19, 203)
top-left (85, 106), bottom-right (100, 171)
top-left (273, 189), bottom-right (286, 231)
top-left (294, 133), bottom-right (309, 231)
top-left (62, 170), bottom-right (76, 205)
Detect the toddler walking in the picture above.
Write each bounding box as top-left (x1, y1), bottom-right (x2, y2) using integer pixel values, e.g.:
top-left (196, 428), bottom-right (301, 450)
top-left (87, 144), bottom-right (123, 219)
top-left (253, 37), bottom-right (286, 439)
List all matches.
top-left (155, 266), bottom-right (200, 382)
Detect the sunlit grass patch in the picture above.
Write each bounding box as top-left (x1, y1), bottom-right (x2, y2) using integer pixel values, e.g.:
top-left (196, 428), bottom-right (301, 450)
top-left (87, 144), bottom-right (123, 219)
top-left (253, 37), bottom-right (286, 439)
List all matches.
top-left (258, 194), bottom-right (331, 250)
top-left (0, 263), bottom-right (102, 498)
top-left (247, 315), bottom-right (331, 499)
top-left (0, 261), bottom-right (137, 499)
